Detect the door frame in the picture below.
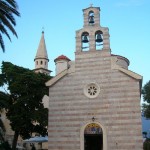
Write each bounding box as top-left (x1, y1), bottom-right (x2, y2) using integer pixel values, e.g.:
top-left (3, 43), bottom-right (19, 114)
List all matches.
top-left (80, 121), bottom-right (107, 150)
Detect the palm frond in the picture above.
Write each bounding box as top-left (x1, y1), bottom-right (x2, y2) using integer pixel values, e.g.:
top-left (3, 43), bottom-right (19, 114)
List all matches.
top-left (0, 14), bottom-right (17, 37)
top-left (5, 0), bottom-right (19, 9)
top-left (0, 23), bottom-right (11, 41)
top-left (0, 9), bottom-right (16, 26)
top-left (0, 0), bottom-right (20, 16)
top-left (0, 34), bottom-right (5, 52)
top-left (0, 0), bottom-right (20, 52)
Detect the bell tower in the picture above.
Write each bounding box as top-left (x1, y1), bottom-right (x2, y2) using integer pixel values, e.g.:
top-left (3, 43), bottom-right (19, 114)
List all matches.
top-left (76, 5), bottom-right (110, 52)
top-left (34, 31), bottom-right (51, 75)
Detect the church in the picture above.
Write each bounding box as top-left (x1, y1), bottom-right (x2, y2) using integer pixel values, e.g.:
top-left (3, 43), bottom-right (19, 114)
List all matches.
top-left (1, 4), bottom-right (143, 150)
top-left (43, 5), bottom-right (143, 150)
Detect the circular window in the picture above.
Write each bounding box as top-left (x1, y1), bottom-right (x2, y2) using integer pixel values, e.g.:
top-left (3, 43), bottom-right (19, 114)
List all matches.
top-left (84, 83), bottom-right (100, 98)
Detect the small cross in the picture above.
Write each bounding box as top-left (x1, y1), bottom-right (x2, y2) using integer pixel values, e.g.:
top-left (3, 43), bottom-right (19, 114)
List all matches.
top-left (90, 3), bottom-right (93, 7)
top-left (42, 27), bottom-right (44, 32)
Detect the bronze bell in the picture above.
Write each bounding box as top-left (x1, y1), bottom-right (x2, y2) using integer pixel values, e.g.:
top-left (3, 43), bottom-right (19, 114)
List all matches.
top-left (89, 16), bottom-right (94, 24)
top-left (96, 34), bottom-right (103, 43)
top-left (82, 35), bottom-right (89, 43)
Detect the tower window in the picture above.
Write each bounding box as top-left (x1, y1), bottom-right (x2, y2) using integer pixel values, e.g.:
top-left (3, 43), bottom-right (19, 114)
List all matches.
top-left (88, 11), bottom-right (94, 25)
top-left (41, 61), bottom-right (43, 65)
top-left (95, 31), bottom-right (103, 50)
top-left (36, 61), bottom-right (38, 65)
top-left (82, 32), bottom-right (89, 51)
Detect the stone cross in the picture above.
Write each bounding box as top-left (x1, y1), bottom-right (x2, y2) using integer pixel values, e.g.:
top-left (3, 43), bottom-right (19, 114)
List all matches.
top-left (90, 3), bottom-right (93, 7)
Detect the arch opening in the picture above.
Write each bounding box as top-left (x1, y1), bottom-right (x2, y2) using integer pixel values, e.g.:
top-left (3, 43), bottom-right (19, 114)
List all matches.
top-left (95, 30), bottom-right (103, 50)
top-left (88, 11), bottom-right (95, 25)
top-left (81, 32), bottom-right (89, 51)
top-left (84, 123), bottom-right (103, 150)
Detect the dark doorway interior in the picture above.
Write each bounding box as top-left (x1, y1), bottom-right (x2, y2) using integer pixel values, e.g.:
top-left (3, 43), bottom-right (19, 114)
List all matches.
top-left (84, 134), bottom-right (103, 150)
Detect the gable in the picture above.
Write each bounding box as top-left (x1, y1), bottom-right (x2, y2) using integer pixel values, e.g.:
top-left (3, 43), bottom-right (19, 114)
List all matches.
top-left (45, 69), bottom-right (68, 87)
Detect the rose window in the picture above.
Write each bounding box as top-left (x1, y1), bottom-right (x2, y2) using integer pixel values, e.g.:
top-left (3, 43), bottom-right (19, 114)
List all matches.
top-left (84, 83), bottom-right (100, 98)
top-left (88, 85), bottom-right (97, 95)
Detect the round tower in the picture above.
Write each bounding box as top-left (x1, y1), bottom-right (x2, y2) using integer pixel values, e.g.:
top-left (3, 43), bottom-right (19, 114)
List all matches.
top-left (54, 55), bottom-right (70, 75)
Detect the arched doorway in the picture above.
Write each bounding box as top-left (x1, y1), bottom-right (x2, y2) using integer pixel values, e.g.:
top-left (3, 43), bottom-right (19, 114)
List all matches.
top-left (84, 123), bottom-right (103, 150)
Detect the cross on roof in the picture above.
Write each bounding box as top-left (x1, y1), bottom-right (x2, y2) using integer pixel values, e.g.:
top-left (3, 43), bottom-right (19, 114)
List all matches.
top-left (90, 3), bottom-right (93, 7)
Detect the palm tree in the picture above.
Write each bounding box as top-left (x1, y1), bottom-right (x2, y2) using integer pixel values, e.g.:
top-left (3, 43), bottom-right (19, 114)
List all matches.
top-left (0, 0), bottom-right (20, 52)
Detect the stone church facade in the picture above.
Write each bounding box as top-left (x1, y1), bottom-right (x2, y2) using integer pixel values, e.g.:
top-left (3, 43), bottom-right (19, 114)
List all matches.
top-left (46, 5), bottom-right (143, 150)
top-left (0, 5), bottom-right (143, 150)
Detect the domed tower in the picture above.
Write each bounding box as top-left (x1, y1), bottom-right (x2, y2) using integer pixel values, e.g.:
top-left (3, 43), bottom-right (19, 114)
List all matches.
top-left (34, 31), bottom-right (51, 75)
top-left (54, 55), bottom-right (70, 75)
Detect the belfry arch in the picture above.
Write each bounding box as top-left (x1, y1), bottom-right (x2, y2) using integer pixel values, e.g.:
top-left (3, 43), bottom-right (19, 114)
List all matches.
top-left (95, 30), bottom-right (103, 50)
top-left (80, 122), bottom-right (107, 150)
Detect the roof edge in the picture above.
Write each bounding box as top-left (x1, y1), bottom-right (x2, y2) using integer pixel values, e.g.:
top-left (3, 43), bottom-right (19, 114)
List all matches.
top-left (118, 67), bottom-right (142, 80)
top-left (54, 55), bottom-right (71, 62)
top-left (111, 54), bottom-right (130, 66)
top-left (45, 69), bottom-right (68, 87)
top-left (118, 67), bottom-right (143, 96)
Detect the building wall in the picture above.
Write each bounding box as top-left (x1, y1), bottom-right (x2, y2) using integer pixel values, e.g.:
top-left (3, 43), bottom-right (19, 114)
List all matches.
top-left (48, 50), bottom-right (143, 150)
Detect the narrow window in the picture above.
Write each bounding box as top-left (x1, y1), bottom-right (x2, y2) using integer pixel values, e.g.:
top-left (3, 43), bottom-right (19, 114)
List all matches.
top-left (82, 32), bottom-right (89, 51)
top-left (95, 31), bottom-right (103, 50)
top-left (88, 11), bottom-right (94, 25)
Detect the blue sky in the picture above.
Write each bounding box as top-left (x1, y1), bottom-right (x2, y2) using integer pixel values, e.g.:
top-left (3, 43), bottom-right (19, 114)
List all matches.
top-left (0, 0), bottom-right (150, 91)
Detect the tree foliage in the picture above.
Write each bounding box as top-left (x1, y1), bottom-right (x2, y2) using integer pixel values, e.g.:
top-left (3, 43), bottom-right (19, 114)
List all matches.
top-left (142, 81), bottom-right (150, 118)
top-left (143, 138), bottom-right (150, 150)
top-left (0, 92), bottom-right (9, 149)
top-left (0, 61), bottom-right (51, 150)
top-left (0, 0), bottom-right (20, 52)
top-left (0, 141), bottom-right (12, 150)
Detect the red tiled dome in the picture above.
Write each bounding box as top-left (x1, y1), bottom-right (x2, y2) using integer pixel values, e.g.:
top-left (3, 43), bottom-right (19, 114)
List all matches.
top-left (54, 55), bottom-right (71, 62)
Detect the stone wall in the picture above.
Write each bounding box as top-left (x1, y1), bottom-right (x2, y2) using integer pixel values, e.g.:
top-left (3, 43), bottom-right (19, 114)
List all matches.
top-left (48, 50), bottom-right (143, 150)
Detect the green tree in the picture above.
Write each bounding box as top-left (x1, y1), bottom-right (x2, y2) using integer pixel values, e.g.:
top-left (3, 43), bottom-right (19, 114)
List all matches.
top-left (143, 131), bottom-right (148, 138)
top-left (142, 80), bottom-right (150, 118)
top-left (0, 92), bottom-right (7, 142)
top-left (0, 141), bottom-right (12, 150)
top-left (143, 138), bottom-right (150, 150)
top-left (0, 61), bottom-right (51, 150)
top-left (0, 92), bottom-right (12, 150)
top-left (0, 116), bottom-right (5, 143)
top-left (0, 0), bottom-right (20, 52)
